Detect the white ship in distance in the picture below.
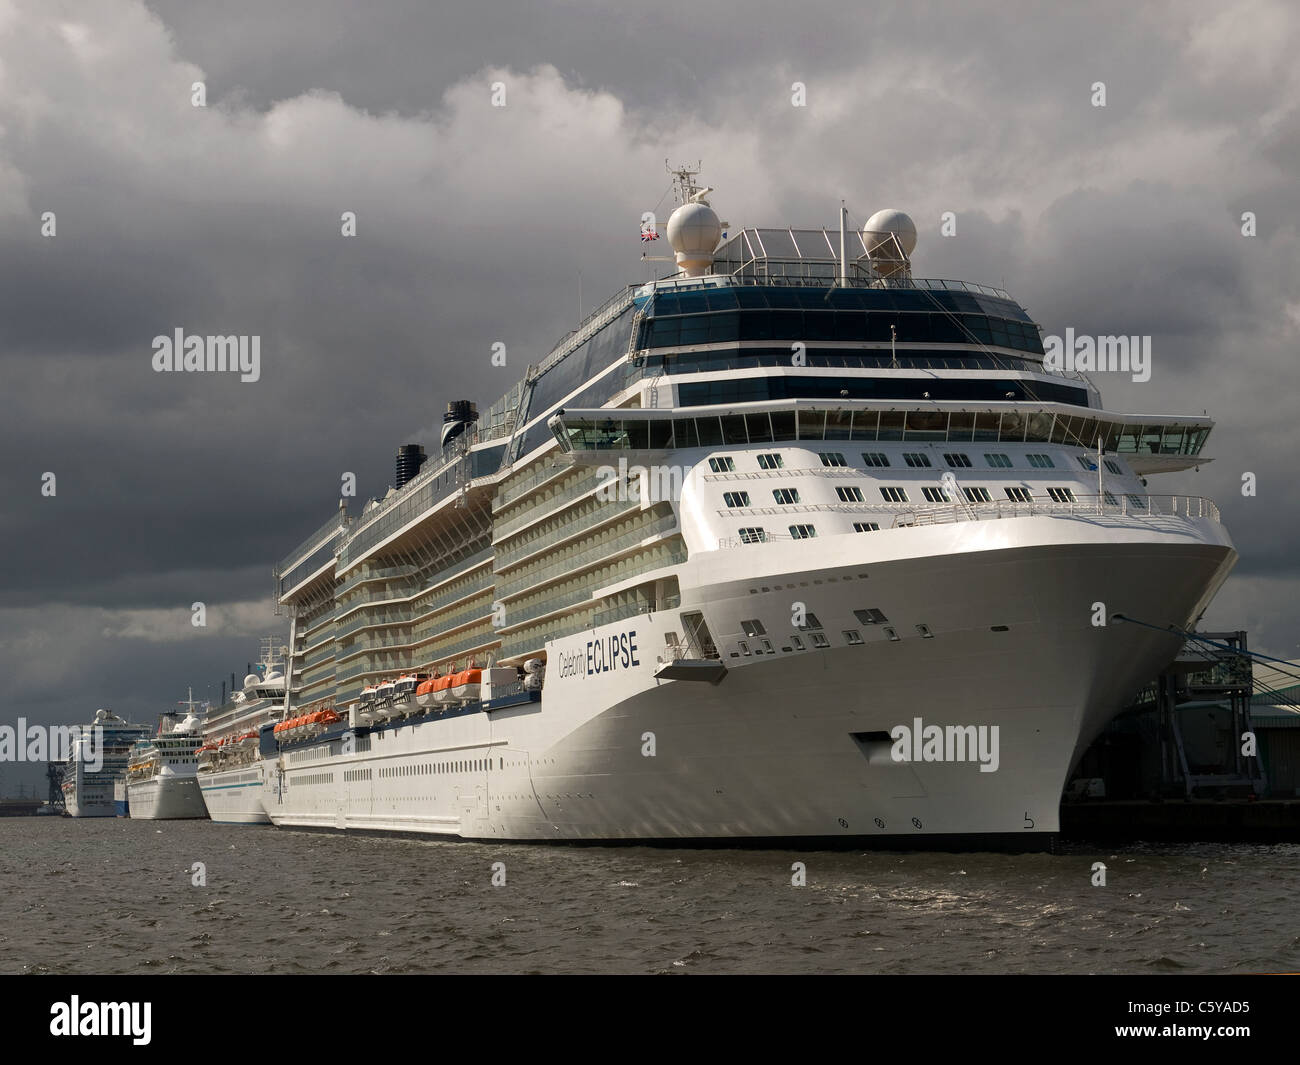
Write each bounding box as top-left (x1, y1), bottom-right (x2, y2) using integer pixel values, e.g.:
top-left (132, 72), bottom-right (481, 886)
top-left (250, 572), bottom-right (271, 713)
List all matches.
top-left (265, 166), bottom-right (1234, 846)
top-left (126, 696), bottom-right (208, 820)
top-left (196, 639), bottom-right (288, 824)
top-left (59, 709), bottom-right (151, 818)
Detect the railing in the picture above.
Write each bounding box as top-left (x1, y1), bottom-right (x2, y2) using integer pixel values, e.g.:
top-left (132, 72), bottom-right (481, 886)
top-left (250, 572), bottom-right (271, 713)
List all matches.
top-left (713, 494), bottom-right (1220, 544)
top-left (337, 446), bottom-right (479, 568)
top-left (501, 545), bottom-right (689, 630)
top-left (494, 460), bottom-right (576, 512)
top-left (301, 609), bottom-right (339, 638)
top-left (335, 570), bottom-right (495, 639)
top-left (495, 496), bottom-right (645, 569)
top-left (336, 564), bottom-right (417, 598)
top-left (278, 512), bottom-right (347, 575)
top-left (496, 515), bottom-right (680, 600)
top-left (591, 593), bottom-right (682, 628)
top-left (492, 465), bottom-right (611, 540)
top-left (536, 286), bottom-right (638, 378)
top-left (301, 643), bottom-right (336, 670)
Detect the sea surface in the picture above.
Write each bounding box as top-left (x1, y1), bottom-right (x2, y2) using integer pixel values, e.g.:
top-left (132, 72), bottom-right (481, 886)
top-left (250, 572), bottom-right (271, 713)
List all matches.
top-left (2, 819), bottom-right (1297, 974)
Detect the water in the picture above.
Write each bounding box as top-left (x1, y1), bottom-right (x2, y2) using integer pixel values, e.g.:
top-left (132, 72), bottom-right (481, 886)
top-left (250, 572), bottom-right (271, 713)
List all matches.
top-left (3, 819), bottom-right (1297, 974)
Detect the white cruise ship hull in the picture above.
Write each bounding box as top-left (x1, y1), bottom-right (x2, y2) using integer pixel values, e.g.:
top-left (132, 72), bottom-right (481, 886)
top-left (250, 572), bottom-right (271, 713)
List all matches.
top-left (128, 773), bottom-right (208, 820)
top-left (263, 518), bottom-right (1234, 844)
top-left (198, 764), bottom-right (270, 824)
top-left (63, 791), bottom-right (116, 818)
top-left (62, 767), bottom-right (116, 818)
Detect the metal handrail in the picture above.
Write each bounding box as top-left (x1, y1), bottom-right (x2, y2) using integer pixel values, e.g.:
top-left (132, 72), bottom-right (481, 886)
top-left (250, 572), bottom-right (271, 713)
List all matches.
top-left (536, 286), bottom-right (638, 377)
top-left (278, 512), bottom-right (347, 574)
top-left (713, 494), bottom-right (1220, 542)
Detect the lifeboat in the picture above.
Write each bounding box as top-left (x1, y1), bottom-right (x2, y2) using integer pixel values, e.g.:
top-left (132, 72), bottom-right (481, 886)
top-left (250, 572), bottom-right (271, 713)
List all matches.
top-left (394, 674), bottom-right (424, 706)
top-left (432, 673), bottom-right (457, 705)
top-left (238, 731), bottom-right (258, 745)
top-left (415, 676), bottom-right (438, 708)
top-left (375, 680), bottom-right (395, 706)
top-left (450, 668), bottom-right (483, 702)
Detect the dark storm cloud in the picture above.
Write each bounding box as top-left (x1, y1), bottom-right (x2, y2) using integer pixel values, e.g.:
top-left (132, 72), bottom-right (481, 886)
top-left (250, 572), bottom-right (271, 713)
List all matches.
top-left (1, 0), bottom-right (1298, 792)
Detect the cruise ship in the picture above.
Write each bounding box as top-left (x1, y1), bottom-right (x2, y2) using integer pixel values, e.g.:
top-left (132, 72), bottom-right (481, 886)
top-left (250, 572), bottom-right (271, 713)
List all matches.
top-left (264, 167), bottom-right (1234, 845)
top-left (196, 639), bottom-right (288, 824)
top-left (59, 709), bottom-right (150, 818)
top-left (125, 703), bottom-right (208, 820)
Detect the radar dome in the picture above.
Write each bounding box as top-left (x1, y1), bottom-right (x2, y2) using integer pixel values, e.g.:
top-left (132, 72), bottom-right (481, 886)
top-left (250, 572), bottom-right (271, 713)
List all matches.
top-left (864, 209), bottom-right (917, 256)
top-left (667, 202), bottom-right (722, 277)
top-left (242, 673), bottom-right (260, 689)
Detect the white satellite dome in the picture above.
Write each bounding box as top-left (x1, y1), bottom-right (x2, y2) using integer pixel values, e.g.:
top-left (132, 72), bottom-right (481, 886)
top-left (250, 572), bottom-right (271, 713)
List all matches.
top-left (242, 673), bottom-right (260, 689)
top-left (666, 201), bottom-right (722, 277)
top-left (863, 209), bottom-right (917, 256)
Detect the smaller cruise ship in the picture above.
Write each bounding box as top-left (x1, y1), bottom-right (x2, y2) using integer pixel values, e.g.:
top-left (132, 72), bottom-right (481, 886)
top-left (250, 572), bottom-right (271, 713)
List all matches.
top-left (60, 709), bottom-right (150, 818)
top-left (126, 699), bottom-right (208, 820)
top-left (196, 639), bottom-right (289, 824)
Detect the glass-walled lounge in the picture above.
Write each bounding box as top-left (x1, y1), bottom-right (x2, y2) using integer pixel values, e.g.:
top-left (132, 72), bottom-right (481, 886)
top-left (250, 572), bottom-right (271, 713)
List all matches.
top-left (551, 405), bottom-right (1211, 456)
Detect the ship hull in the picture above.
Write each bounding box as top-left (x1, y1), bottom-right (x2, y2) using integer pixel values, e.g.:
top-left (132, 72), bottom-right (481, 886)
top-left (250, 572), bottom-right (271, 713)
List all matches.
top-left (198, 763), bottom-right (270, 824)
top-left (263, 522), bottom-right (1235, 843)
top-left (61, 767), bottom-right (117, 818)
top-left (127, 774), bottom-right (208, 820)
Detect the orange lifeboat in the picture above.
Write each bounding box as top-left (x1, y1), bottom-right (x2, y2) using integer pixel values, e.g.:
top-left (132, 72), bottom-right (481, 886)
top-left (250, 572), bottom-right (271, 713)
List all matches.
top-left (432, 673), bottom-right (456, 705)
top-left (450, 668), bottom-right (483, 702)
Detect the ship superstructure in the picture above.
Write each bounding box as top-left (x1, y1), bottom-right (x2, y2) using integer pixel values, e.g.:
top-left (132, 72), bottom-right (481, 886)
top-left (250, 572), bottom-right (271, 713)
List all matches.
top-left (126, 699), bottom-right (207, 820)
top-left (59, 709), bottom-right (150, 818)
top-left (264, 167), bottom-right (1234, 845)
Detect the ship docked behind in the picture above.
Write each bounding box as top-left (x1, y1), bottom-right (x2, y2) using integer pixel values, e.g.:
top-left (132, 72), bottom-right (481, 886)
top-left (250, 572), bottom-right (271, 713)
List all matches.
top-left (59, 709), bottom-right (151, 818)
top-left (196, 639), bottom-right (288, 824)
top-left (265, 166), bottom-right (1235, 846)
top-left (126, 698), bottom-right (207, 820)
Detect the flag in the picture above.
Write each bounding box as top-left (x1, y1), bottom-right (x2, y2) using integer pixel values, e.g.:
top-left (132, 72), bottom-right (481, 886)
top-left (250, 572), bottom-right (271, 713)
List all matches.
top-left (640, 229), bottom-right (658, 242)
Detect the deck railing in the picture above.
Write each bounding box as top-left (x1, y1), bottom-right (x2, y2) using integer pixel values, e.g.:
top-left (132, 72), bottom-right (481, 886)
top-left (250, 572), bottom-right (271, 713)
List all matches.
top-left (714, 494), bottom-right (1219, 547)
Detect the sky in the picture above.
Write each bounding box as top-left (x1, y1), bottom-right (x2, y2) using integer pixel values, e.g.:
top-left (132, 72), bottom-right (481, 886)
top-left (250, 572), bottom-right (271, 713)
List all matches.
top-left (1, 0), bottom-right (1297, 792)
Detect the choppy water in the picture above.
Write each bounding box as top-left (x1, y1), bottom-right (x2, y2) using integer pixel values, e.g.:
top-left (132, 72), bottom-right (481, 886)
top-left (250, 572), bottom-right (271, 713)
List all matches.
top-left (2, 819), bottom-right (1297, 974)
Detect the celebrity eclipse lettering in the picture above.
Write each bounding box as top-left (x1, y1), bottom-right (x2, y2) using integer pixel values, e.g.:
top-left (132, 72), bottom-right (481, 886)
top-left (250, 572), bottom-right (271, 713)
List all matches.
top-left (556, 630), bottom-right (640, 679)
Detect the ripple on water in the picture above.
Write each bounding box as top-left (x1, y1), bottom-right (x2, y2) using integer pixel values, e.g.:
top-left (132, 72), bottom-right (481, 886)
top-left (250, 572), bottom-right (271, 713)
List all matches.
top-left (2, 821), bottom-right (1299, 973)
